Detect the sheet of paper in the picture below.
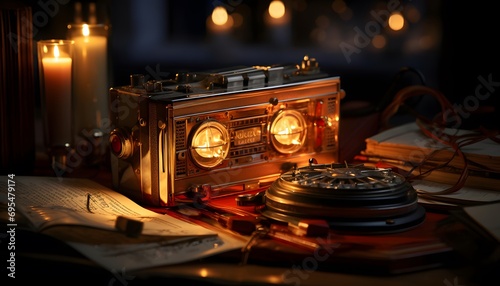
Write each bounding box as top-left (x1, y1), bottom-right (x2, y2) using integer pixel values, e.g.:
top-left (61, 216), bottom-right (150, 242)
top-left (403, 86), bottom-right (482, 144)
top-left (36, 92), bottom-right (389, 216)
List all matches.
top-left (364, 122), bottom-right (500, 174)
top-left (0, 176), bottom-right (215, 237)
top-left (367, 122), bottom-right (499, 157)
top-left (463, 202), bottom-right (500, 243)
top-left (412, 180), bottom-right (500, 203)
top-left (68, 231), bottom-right (246, 272)
top-left (0, 176), bottom-right (248, 272)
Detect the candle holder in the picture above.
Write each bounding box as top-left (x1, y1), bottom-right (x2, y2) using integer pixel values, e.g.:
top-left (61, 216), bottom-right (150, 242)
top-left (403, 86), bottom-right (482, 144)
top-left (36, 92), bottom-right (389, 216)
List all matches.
top-left (37, 39), bottom-right (75, 174)
top-left (67, 23), bottom-right (110, 167)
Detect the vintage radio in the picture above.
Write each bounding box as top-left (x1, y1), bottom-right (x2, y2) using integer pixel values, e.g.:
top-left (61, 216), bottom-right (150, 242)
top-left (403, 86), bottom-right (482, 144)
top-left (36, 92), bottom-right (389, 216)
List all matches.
top-left (108, 56), bottom-right (345, 206)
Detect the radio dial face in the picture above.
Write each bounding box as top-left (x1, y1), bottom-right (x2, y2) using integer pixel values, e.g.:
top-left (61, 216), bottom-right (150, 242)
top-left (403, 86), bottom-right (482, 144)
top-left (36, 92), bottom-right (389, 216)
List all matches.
top-left (270, 110), bottom-right (307, 154)
top-left (189, 120), bottom-right (230, 169)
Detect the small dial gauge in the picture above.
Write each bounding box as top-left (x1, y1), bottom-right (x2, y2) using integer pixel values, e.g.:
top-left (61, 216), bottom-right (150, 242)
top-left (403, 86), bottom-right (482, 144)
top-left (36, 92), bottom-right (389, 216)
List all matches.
top-left (189, 120), bottom-right (230, 168)
top-left (269, 110), bottom-right (307, 154)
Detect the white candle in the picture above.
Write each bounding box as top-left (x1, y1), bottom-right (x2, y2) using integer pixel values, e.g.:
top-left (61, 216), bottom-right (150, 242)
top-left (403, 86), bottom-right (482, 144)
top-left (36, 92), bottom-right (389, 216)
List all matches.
top-left (41, 45), bottom-right (73, 147)
top-left (71, 24), bottom-right (108, 136)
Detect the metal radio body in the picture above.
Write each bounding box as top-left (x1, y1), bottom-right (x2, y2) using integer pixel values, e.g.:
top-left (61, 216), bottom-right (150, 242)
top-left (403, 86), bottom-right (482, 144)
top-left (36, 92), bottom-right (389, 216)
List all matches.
top-left (109, 57), bottom-right (345, 207)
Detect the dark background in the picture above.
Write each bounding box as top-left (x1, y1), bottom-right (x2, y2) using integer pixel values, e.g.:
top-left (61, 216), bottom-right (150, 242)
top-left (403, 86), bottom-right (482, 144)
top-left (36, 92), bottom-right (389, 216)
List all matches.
top-left (23, 0), bottom-right (498, 124)
top-left (1, 2), bottom-right (499, 283)
top-left (2, 0), bottom-right (499, 173)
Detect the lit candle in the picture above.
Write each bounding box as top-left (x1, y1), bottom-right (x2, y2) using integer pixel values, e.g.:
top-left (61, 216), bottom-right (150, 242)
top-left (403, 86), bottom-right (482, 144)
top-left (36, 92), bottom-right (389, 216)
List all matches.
top-left (69, 23), bottom-right (108, 136)
top-left (41, 43), bottom-right (73, 147)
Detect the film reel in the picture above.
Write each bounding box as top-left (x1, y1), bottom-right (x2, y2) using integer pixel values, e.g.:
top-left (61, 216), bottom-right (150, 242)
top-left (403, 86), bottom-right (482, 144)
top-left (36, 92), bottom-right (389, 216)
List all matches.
top-left (260, 161), bottom-right (426, 234)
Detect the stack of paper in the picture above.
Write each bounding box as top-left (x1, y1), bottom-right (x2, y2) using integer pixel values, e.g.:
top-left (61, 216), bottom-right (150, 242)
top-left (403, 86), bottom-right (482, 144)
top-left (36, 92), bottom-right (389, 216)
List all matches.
top-left (363, 122), bottom-right (500, 174)
top-left (357, 122), bottom-right (500, 208)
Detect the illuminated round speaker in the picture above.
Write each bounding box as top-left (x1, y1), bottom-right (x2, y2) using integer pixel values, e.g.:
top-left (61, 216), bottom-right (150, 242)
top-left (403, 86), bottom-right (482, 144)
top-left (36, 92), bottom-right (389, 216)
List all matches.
top-left (269, 109), bottom-right (307, 154)
top-left (261, 161), bottom-right (426, 234)
top-left (189, 119), bottom-right (230, 169)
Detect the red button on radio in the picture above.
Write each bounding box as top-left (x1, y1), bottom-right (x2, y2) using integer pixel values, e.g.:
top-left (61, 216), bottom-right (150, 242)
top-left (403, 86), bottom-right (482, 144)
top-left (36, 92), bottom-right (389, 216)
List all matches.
top-left (109, 129), bottom-right (133, 159)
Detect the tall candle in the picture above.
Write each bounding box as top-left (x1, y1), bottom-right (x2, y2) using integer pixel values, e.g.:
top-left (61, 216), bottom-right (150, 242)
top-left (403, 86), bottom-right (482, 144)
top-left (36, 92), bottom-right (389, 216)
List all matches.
top-left (69, 23), bottom-right (109, 137)
top-left (41, 44), bottom-right (73, 147)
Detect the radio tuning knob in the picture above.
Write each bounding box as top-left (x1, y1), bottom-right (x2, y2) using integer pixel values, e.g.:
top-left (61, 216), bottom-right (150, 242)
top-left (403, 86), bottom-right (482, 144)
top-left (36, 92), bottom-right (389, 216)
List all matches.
top-left (130, 74), bottom-right (145, 87)
top-left (176, 84), bottom-right (192, 93)
top-left (309, 158), bottom-right (318, 166)
top-left (144, 81), bottom-right (163, 92)
top-left (269, 97), bottom-right (279, 106)
top-left (300, 55), bottom-right (320, 75)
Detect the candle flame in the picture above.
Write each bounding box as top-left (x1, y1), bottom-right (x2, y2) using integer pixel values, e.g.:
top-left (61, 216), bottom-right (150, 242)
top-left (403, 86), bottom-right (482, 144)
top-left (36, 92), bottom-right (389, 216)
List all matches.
top-left (82, 24), bottom-right (90, 37)
top-left (53, 45), bottom-right (60, 58)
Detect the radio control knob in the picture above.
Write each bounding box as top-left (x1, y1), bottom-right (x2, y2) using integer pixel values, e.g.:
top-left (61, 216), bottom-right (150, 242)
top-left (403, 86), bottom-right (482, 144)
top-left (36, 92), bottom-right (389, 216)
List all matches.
top-left (110, 128), bottom-right (133, 159)
top-left (130, 74), bottom-right (144, 87)
top-left (269, 97), bottom-right (279, 106)
top-left (176, 84), bottom-right (192, 93)
top-left (300, 55), bottom-right (320, 75)
top-left (144, 80), bottom-right (163, 92)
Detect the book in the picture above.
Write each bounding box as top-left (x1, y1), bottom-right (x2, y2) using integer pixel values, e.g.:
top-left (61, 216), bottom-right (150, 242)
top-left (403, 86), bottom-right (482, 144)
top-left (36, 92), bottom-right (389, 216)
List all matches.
top-left (356, 154), bottom-right (500, 192)
top-left (357, 121), bottom-right (500, 208)
top-left (363, 122), bottom-right (500, 174)
top-left (412, 180), bottom-right (500, 209)
top-left (0, 175), bottom-right (246, 272)
top-left (353, 155), bottom-right (500, 209)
